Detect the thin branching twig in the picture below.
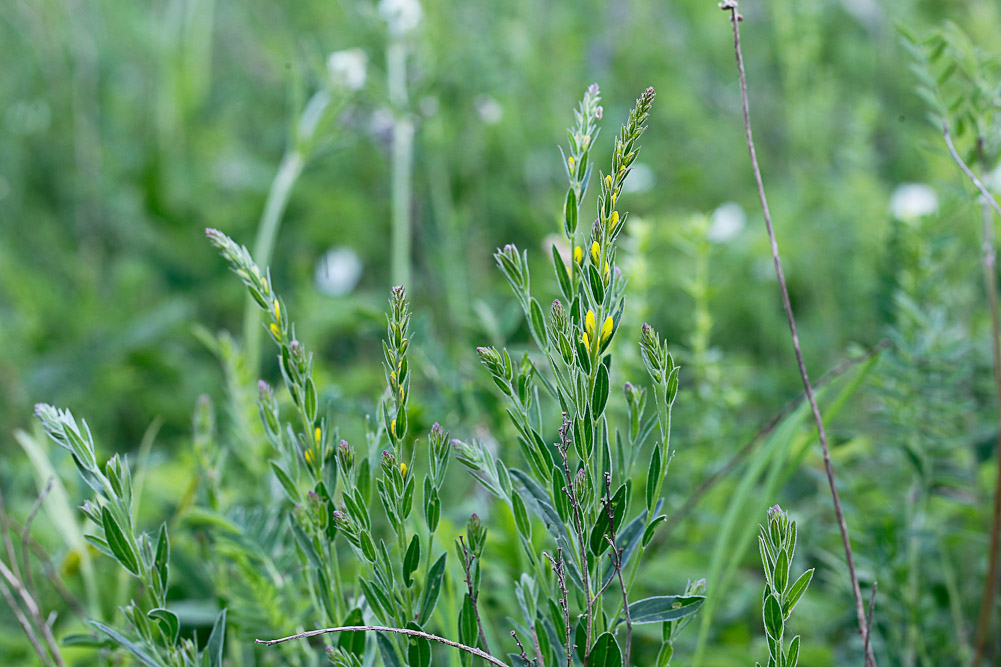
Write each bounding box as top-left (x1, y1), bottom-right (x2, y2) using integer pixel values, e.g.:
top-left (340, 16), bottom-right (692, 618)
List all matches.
top-left (256, 625), bottom-right (511, 666)
top-left (602, 472), bottom-right (632, 666)
top-left (544, 549), bottom-right (573, 667)
top-left (719, 3), bottom-right (874, 663)
top-left (555, 413), bottom-right (593, 655)
top-left (864, 582), bottom-right (877, 661)
top-left (458, 536), bottom-right (492, 656)
top-left (942, 121), bottom-right (1001, 666)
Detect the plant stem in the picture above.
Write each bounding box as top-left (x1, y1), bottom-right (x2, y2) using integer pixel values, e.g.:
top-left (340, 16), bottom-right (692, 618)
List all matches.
top-left (244, 149), bottom-right (304, 371)
top-left (256, 625), bottom-right (511, 666)
top-left (943, 124), bottom-right (1001, 666)
top-left (388, 36), bottom-right (414, 289)
top-left (719, 4), bottom-right (874, 663)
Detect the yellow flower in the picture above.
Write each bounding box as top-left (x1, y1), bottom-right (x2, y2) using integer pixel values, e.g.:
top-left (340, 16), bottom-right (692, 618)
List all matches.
top-left (390, 371), bottom-right (397, 381)
top-left (605, 174), bottom-right (613, 189)
top-left (568, 156), bottom-right (575, 171)
top-left (574, 246), bottom-right (583, 264)
top-left (314, 427), bottom-right (322, 447)
top-left (581, 331), bottom-right (590, 350)
top-left (273, 300), bottom-right (281, 323)
top-left (611, 192), bottom-right (617, 206)
top-left (400, 385), bottom-right (405, 400)
top-left (610, 211), bottom-right (619, 228)
top-left (390, 419), bottom-right (397, 436)
top-left (400, 462), bottom-right (408, 477)
top-left (591, 241), bottom-right (600, 263)
top-left (304, 448), bottom-right (315, 466)
top-left (604, 261), bottom-right (610, 282)
top-left (600, 316), bottom-right (614, 343)
top-left (270, 323), bottom-right (281, 338)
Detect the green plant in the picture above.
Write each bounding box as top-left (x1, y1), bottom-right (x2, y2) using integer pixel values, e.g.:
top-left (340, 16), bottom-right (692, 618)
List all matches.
top-left (32, 404), bottom-right (227, 667)
top-left (754, 505), bottom-right (813, 667)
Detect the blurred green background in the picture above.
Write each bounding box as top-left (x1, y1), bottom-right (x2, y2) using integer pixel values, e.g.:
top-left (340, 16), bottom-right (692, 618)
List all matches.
top-left (2, 0), bottom-right (1001, 664)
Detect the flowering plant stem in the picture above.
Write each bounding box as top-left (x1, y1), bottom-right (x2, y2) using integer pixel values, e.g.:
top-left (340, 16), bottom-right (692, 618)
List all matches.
top-left (719, 3), bottom-right (874, 664)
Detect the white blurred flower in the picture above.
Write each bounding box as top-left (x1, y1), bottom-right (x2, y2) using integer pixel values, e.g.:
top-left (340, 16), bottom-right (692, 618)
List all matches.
top-left (890, 183), bottom-right (938, 222)
top-left (708, 202), bottom-right (746, 243)
top-left (327, 49), bottom-right (367, 91)
top-left (620, 162), bottom-right (654, 194)
top-left (379, 0), bottom-right (422, 35)
top-left (315, 247), bottom-right (363, 297)
top-left (474, 95), bottom-right (503, 125)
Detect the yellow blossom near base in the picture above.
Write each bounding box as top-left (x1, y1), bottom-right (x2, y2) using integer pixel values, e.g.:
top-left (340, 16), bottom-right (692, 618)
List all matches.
top-left (601, 316), bottom-right (614, 343)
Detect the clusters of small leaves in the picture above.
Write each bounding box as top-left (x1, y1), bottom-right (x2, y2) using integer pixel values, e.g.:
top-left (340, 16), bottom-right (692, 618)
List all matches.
top-left (901, 23), bottom-right (1000, 163)
top-left (460, 85), bottom-right (703, 667)
top-left (34, 404), bottom-right (227, 667)
top-left (756, 506), bottom-right (813, 667)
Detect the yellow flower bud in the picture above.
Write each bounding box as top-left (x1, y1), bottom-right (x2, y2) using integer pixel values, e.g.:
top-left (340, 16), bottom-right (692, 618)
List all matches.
top-left (582, 134), bottom-right (591, 149)
top-left (610, 211), bottom-right (619, 227)
top-left (604, 261), bottom-right (610, 282)
top-left (611, 192), bottom-right (617, 206)
top-left (270, 323), bottom-right (281, 338)
top-left (591, 241), bottom-right (600, 263)
top-left (390, 419), bottom-right (397, 436)
top-left (400, 385), bottom-right (405, 400)
top-left (568, 156), bottom-right (575, 170)
top-left (400, 462), bottom-right (408, 477)
top-left (574, 246), bottom-right (583, 264)
top-left (581, 331), bottom-right (590, 350)
top-left (601, 316), bottom-right (614, 343)
top-left (273, 300), bottom-right (281, 323)
top-left (390, 371), bottom-right (397, 381)
top-left (315, 427), bottom-right (322, 446)
top-left (585, 310), bottom-right (596, 338)
top-left (605, 174), bottom-right (613, 189)
top-left (304, 449), bottom-right (314, 466)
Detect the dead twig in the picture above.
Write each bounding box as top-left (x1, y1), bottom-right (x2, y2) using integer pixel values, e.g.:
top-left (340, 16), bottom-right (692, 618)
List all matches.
top-left (719, 3), bottom-right (874, 663)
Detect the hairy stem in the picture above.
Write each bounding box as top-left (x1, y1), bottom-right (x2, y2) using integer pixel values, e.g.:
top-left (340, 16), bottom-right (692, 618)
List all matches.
top-left (256, 625), bottom-right (510, 666)
top-left (719, 3), bottom-right (874, 663)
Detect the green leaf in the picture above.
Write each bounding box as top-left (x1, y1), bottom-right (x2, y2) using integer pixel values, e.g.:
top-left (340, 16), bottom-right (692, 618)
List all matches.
top-left (646, 444), bottom-right (661, 510)
top-left (269, 460), bottom-right (300, 503)
top-left (564, 187), bottom-right (578, 236)
top-left (404, 534), bottom-right (421, 587)
top-left (529, 298), bottom-right (547, 351)
top-left (204, 608), bottom-right (226, 667)
top-left (588, 632), bottom-right (622, 667)
top-left (100, 506), bottom-right (140, 576)
top-left (642, 514), bottom-right (666, 547)
top-left (593, 363), bottom-right (609, 416)
top-left (627, 595), bottom-right (706, 625)
top-left (147, 608), bottom-right (179, 645)
top-left (787, 635), bottom-right (801, 666)
top-left (774, 549), bottom-right (789, 593)
top-left (418, 554), bottom-right (447, 625)
top-left (656, 641), bottom-right (674, 667)
top-left (763, 594), bottom-right (783, 640)
top-left (784, 568), bottom-right (814, 617)
top-left (588, 483), bottom-right (628, 556)
top-left (458, 594), bottom-right (478, 647)
top-left (512, 490), bottom-right (532, 539)
top-left (406, 622), bottom-right (431, 667)
top-left (339, 608), bottom-right (366, 657)
top-left (377, 633), bottom-right (403, 667)
top-left (90, 621), bottom-right (160, 667)
top-left (424, 481), bottom-right (441, 533)
top-left (553, 244), bottom-right (573, 299)
top-left (154, 523), bottom-right (169, 592)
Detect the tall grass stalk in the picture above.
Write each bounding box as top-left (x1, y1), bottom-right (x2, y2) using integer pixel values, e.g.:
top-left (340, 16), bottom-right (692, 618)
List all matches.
top-left (719, 3), bottom-right (875, 663)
